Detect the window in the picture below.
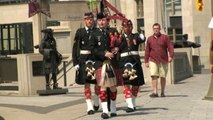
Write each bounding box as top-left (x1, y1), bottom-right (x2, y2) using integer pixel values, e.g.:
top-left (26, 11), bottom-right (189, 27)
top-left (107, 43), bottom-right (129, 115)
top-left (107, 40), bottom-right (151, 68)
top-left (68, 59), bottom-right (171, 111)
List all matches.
top-left (165, 0), bottom-right (181, 16)
top-left (0, 23), bottom-right (33, 55)
top-left (136, 0), bottom-right (144, 17)
top-left (136, 0), bottom-right (145, 51)
top-left (165, 0), bottom-right (182, 42)
top-left (136, 0), bottom-right (144, 32)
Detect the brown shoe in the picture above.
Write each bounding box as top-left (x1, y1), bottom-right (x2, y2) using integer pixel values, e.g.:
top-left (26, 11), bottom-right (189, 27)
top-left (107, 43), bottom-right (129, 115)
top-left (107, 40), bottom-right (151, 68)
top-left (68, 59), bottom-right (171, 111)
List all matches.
top-left (149, 93), bottom-right (158, 98)
top-left (161, 93), bottom-right (166, 97)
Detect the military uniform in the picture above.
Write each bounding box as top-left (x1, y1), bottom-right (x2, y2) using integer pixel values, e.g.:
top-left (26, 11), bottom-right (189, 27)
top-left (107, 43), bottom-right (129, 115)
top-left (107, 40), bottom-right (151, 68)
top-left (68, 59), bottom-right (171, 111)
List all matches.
top-left (90, 27), bottom-right (118, 87)
top-left (90, 12), bottom-right (119, 119)
top-left (72, 26), bottom-right (96, 84)
top-left (72, 12), bottom-right (100, 115)
top-left (119, 32), bottom-right (145, 85)
top-left (119, 20), bottom-right (145, 112)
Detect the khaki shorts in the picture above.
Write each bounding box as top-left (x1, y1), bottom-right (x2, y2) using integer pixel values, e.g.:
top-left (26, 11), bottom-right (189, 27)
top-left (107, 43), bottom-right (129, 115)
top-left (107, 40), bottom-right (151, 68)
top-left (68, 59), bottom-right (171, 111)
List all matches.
top-left (149, 61), bottom-right (168, 78)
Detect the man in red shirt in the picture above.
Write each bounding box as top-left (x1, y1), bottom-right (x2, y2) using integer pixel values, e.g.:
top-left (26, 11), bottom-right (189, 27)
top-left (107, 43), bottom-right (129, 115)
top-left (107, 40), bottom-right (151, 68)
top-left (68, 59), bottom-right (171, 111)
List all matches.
top-left (145, 23), bottom-right (174, 97)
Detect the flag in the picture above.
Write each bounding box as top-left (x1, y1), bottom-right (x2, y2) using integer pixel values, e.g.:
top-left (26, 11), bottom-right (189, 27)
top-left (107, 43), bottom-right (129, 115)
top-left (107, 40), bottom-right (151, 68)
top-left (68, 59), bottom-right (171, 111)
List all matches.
top-left (28, 0), bottom-right (40, 17)
top-left (28, 0), bottom-right (51, 18)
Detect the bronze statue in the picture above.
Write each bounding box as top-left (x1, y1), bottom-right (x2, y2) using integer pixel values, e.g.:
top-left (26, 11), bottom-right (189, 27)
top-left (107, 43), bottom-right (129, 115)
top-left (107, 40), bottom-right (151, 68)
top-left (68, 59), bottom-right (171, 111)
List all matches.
top-left (174, 34), bottom-right (201, 48)
top-left (39, 28), bottom-right (62, 90)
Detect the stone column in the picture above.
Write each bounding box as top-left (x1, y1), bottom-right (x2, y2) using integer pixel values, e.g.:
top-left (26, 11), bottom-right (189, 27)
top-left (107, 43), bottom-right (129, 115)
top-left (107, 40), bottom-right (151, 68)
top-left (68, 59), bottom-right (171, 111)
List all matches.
top-left (144, 0), bottom-right (156, 36)
top-left (32, 13), bottom-right (46, 53)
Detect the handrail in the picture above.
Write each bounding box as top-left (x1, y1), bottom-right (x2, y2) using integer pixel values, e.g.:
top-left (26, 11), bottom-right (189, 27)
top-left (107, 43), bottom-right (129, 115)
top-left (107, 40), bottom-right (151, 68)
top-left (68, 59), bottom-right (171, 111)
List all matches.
top-left (56, 58), bottom-right (74, 86)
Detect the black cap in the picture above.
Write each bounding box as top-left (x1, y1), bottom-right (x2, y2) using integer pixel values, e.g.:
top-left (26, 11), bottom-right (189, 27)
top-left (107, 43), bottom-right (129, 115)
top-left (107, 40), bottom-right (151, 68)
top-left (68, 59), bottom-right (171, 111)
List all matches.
top-left (97, 12), bottom-right (106, 19)
top-left (41, 28), bottom-right (53, 33)
top-left (122, 19), bottom-right (133, 26)
top-left (84, 12), bottom-right (94, 18)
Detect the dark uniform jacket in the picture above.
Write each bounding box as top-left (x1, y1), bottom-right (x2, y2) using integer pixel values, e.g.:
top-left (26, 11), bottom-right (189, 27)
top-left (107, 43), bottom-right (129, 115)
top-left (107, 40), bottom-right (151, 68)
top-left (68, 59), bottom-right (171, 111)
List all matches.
top-left (90, 28), bottom-right (118, 68)
top-left (118, 33), bottom-right (145, 85)
top-left (119, 33), bottom-right (145, 67)
top-left (72, 27), bottom-right (96, 84)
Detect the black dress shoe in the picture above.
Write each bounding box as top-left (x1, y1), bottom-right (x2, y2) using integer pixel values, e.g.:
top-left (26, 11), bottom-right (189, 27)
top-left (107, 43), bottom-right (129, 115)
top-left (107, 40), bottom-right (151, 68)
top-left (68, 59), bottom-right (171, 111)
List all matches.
top-left (125, 107), bottom-right (135, 113)
top-left (93, 105), bottom-right (99, 111)
top-left (87, 110), bottom-right (94, 115)
top-left (101, 113), bottom-right (109, 119)
top-left (110, 113), bottom-right (117, 117)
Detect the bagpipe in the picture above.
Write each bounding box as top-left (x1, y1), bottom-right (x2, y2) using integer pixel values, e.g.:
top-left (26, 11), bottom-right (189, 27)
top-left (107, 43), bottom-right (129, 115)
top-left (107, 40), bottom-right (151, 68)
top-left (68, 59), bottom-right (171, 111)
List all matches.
top-left (99, 0), bottom-right (128, 22)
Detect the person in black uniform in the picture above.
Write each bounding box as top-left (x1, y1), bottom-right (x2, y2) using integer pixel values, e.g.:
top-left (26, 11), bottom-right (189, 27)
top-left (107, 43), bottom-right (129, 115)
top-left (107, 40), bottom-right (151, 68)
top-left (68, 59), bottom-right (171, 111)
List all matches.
top-left (105, 18), bottom-right (123, 112)
top-left (90, 13), bottom-right (120, 119)
top-left (72, 12), bottom-right (100, 115)
top-left (174, 34), bottom-right (201, 48)
top-left (118, 20), bottom-right (145, 112)
top-left (39, 28), bottom-right (61, 90)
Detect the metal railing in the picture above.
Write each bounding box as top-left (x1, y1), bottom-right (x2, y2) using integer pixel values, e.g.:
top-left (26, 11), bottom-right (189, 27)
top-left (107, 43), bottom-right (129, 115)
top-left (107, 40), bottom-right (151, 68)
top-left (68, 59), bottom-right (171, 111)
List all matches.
top-left (57, 58), bottom-right (73, 87)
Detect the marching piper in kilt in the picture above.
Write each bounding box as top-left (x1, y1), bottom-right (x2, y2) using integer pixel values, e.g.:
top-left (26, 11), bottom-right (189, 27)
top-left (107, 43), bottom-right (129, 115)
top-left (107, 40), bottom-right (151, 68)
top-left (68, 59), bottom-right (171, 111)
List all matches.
top-left (72, 12), bottom-right (100, 115)
top-left (119, 20), bottom-right (146, 112)
top-left (90, 13), bottom-right (122, 119)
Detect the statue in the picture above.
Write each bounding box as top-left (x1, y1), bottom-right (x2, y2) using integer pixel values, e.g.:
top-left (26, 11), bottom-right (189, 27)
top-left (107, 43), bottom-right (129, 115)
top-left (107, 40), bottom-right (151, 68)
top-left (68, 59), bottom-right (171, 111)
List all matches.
top-left (39, 28), bottom-right (62, 90)
top-left (174, 34), bottom-right (201, 48)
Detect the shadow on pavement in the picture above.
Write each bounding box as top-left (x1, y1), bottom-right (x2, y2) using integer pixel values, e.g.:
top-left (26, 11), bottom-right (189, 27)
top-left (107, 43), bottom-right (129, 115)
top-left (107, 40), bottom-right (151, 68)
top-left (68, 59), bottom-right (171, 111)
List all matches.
top-left (115, 111), bottom-right (150, 117)
top-left (139, 90), bottom-right (152, 93)
top-left (164, 95), bottom-right (188, 97)
top-left (117, 106), bottom-right (168, 112)
top-left (0, 98), bottom-right (85, 114)
top-left (115, 107), bottom-right (168, 117)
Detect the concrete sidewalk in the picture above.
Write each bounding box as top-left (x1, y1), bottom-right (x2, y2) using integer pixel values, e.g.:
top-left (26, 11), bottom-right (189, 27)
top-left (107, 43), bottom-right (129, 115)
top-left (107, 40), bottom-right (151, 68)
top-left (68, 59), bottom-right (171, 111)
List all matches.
top-left (0, 74), bottom-right (213, 120)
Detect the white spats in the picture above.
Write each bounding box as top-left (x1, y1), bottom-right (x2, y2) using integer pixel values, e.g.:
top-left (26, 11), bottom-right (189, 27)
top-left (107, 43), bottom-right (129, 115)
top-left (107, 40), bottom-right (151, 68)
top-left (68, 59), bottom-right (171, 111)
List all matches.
top-left (126, 98), bottom-right (134, 109)
top-left (86, 99), bottom-right (94, 112)
top-left (101, 102), bottom-right (109, 113)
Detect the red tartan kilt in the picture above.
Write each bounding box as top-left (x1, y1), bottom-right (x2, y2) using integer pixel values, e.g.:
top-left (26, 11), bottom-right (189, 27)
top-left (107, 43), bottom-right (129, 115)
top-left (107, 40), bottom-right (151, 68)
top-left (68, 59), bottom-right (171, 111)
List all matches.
top-left (114, 68), bottom-right (124, 86)
top-left (95, 67), bottom-right (102, 85)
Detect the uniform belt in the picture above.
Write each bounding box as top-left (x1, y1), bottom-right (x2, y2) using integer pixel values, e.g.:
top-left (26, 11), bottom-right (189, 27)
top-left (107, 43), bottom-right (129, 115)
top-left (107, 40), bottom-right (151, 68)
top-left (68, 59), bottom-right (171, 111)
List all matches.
top-left (120, 51), bottom-right (139, 57)
top-left (80, 50), bottom-right (91, 54)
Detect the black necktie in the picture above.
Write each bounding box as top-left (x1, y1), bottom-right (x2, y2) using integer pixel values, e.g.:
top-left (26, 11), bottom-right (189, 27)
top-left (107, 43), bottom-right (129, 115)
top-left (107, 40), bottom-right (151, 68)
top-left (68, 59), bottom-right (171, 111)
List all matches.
top-left (87, 29), bottom-right (91, 34)
top-left (102, 29), bottom-right (106, 35)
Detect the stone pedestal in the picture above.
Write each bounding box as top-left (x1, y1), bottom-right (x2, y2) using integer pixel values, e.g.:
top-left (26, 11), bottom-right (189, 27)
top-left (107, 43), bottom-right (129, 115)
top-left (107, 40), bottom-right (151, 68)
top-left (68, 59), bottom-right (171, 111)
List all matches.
top-left (37, 88), bottom-right (68, 96)
top-left (16, 54), bottom-right (46, 96)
